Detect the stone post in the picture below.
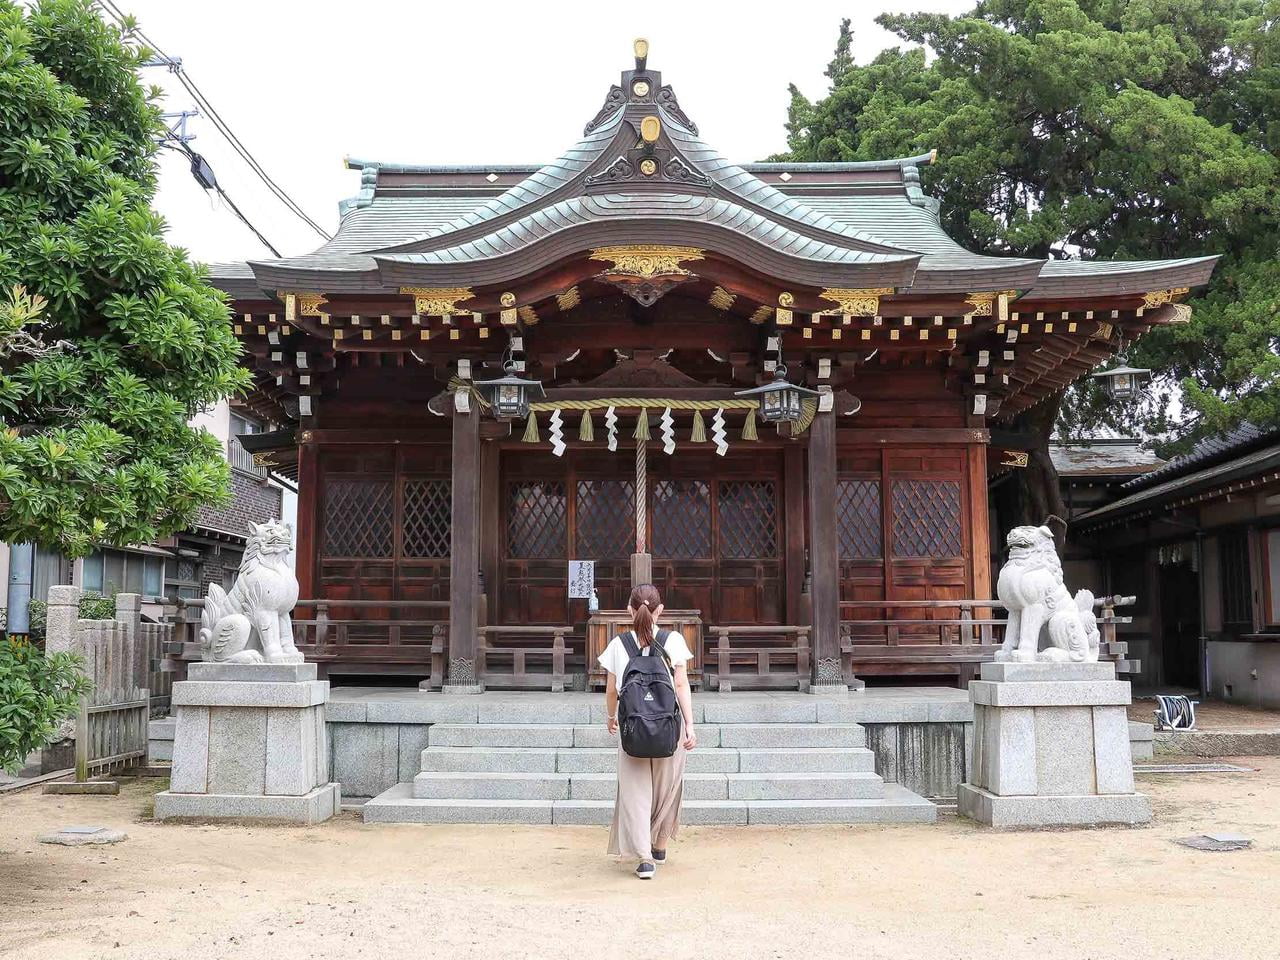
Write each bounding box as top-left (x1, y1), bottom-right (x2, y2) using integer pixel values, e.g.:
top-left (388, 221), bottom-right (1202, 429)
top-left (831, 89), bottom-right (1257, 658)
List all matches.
top-left (40, 586), bottom-right (82, 774)
top-left (154, 662), bottom-right (340, 823)
top-left (957, 661), bottom-right (1151, 827)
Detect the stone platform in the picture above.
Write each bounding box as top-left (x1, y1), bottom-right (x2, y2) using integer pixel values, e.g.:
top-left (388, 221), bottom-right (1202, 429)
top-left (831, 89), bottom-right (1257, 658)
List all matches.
top-left (957, 661), bottom-right (1151, 828)
top-left (154, 662), bottom-right (341, 825)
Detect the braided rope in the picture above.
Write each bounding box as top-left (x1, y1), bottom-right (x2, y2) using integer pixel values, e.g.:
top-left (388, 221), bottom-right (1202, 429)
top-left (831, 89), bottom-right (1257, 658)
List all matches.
top-left (635, 438), bottom-right (647, 555)
top-left (530, 397), bottom-right (757, 412)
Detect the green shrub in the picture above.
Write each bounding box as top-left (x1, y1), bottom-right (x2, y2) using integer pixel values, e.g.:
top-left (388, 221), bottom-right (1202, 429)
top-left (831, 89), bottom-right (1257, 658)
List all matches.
top-left (0, 636), bottom-right (90, 774)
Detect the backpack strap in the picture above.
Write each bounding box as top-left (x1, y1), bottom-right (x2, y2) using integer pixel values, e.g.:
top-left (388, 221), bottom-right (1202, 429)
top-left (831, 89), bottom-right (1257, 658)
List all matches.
top-left (619, 631), bottom-right (640, 660)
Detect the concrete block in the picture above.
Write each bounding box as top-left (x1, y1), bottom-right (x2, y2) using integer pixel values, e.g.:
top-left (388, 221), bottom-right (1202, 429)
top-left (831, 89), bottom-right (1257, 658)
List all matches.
top-left (264, 706), bottom-right (320, 796)
top-left (1093, 707), bottom-right (1136, 794)
top-left (551, 799), bottom-right (613, 825)
top-left (148, 739), bottom-right (174, 763)
top-left (325, 700), bottom-right (368, 723)
top-left (717, 723), bottom-right (863, 749)
top-left (979, 662), bottom-right (1115, 683)
top-left (155, 782), bottom-right (340, 824)
top-left (365, 698), bottom-right (480, 724)
top-left (421, 746), bottom-right (558, 774)
top-left (148, 718), bottom-right (176, 740)
top-left (187, 662), bottom-right (318, 683)
top-left (1129, 721), bottom-right (1155, 762)
top-left (1034, 706), bottom-right (1096, 796)
top-left (173, 679), bottom-right (328, 709)
top-left (362, 784), bottom-right (552, 824)
top-left (957, 783), bottom-right (1151, 827)
top-left (206, 707), bottom-right (268, 795)
top-left (168, 705), bottom-right (210, 794)
top-left (429, 724), bottom-right (575, 748)
top-left (396, 725), bottom-right (431, 783)
top-left (736, 747), bottom-right (875, 774)
top-left (925, 700), bottom-right (975, 723)
top-left (896, 722), bottom-right (968, 800)
top-left (983, 706), bottom-right (1037, 795)
top-left (747, 787), bottom-right (937, 825)
top-left (330, 722), bottom-right (400, 797)
top-left (726, 772), bottom-right (884, 801)
top-left (970, 679), bottom-right (1132, 708)
top-left (834, 698), bottom-right (929, 723)
top-left (566, 772), bottom-right (728, 801)
top-left (313, 707), bottom-right (329, 787)
top-left (701, 699), bottom-right (817, 724)
top-left (478, 699), bottom-right (591, 725)
top-left (413, 772), bottom-right (570, 800)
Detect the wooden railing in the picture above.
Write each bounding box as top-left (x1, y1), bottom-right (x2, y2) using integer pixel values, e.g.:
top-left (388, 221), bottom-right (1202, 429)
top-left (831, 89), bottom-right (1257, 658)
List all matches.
top-left (705, 625), bottom-right (811, 692)
top-left (477, 625), bottom-right (572, 692)
top-left (840, 596), bottom-right (1137, 680)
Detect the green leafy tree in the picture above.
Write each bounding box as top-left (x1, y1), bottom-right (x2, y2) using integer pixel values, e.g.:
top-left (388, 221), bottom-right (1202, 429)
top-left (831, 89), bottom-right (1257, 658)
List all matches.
top-left (0, 0), bottom-right (251, 558)
top-left (778, 4), bottom-right (1280, 525)
top-left (0, 637), bottom-right (90, 774)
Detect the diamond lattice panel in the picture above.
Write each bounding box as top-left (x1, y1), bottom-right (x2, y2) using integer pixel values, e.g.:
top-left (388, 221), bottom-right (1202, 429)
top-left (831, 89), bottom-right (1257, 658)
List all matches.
top-left (507, 481), bottom-right (567, 559)
top-left (837, 479), bottom-right (882, 559)
top-left (575, 480), bottom-right (634, 560)
top-left (403, 479), bottom-right (451, 558)
top-left (718, 480), bottom-right (778, 559)
top-left (891, 479), bottom-right (962, 558)
top-left (653, 480), bottom-right (711, 559)
top-left (323, 478), bottom-right (393, 558)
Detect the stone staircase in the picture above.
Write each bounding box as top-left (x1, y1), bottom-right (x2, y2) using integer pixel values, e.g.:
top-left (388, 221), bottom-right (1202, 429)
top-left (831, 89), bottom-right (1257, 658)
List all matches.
top-left (364, 700), bottom-right (936, 825)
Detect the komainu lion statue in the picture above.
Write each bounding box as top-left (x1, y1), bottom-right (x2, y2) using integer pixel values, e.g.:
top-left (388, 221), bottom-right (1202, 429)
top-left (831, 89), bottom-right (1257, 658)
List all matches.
top-left (200, 519), bottom-right (302, 664)
top-left (995, 524), bottom-right (1100, 663)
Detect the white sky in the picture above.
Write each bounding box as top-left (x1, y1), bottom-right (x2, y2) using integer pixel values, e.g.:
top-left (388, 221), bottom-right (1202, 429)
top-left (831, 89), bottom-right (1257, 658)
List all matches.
top-left (104, 0), bottom-right (969, 265)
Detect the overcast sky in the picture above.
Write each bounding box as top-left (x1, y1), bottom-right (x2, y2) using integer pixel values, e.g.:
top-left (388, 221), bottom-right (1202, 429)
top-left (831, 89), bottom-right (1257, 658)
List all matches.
top-left (107, 0), bottom-right (969, 265)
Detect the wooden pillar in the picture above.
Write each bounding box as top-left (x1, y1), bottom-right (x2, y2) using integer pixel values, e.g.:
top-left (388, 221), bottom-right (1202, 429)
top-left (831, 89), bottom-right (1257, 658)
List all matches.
top-left (783, 444), bottom-right (806, 624)
top-left (445, 398), bottom-right (482, 692)
top-left (479, 440), bottom-right (501, 626)
top-left (295, 437), bottom-right (319, 601)
top-left (807, 410), bottom-right (853, 691)
top-left (967, 440), bottom-right (992, 600)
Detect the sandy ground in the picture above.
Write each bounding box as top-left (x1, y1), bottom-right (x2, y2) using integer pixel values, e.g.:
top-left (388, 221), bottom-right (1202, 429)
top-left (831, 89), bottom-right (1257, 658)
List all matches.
top-left (2, 762), bottom-right (1279, 960)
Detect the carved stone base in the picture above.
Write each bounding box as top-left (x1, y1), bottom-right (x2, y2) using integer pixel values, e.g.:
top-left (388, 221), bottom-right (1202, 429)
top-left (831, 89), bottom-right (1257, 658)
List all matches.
top-left (441, 683), bottom-right (485, 695)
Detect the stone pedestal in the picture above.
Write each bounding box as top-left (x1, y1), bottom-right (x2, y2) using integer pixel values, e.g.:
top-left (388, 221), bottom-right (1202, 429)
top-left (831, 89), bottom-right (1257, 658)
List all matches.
top-left (957, 661), bottom-right (1150, 828)
top-left (155, 663), bottom-right (339, 824)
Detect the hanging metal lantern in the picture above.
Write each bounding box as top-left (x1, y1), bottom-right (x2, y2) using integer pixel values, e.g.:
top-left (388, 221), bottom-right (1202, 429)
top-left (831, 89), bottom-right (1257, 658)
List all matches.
top-left (734, 365), bottom-right (820, 423)
top-left (1090, 365), bottom-right (1151, 400)
top-left (474, 363), bottom-right (545, 420)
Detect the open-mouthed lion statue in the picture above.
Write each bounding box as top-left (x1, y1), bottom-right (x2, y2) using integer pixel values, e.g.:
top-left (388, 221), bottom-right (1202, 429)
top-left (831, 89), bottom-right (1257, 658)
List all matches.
top-left (199, 519), bottom-right (302, 664)
top-left (995, 524), bottom-right (1100, 663)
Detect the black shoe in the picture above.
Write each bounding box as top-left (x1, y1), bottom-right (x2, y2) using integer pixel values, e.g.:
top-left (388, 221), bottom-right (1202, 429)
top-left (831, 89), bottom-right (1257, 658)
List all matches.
top-left (651, 849), bottom-right (667, 863)
top-left (635, 861), bottom-right (656, 879)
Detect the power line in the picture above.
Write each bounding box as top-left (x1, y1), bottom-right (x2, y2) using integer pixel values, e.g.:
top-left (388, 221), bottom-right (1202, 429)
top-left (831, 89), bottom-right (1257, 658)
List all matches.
top-left (159, 142), bottom-right (282, 256)
top-left (96, 0), bottom-right (332, 241)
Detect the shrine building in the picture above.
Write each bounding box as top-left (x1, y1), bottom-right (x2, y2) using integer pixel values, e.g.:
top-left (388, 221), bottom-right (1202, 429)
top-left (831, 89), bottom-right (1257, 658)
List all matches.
top-left (210, 43), bottom-right (1215, 693)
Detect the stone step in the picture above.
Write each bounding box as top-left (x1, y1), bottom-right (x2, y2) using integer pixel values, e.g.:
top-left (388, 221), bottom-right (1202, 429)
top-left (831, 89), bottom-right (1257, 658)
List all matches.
top-left (419, 745), bottom-right (878, 775)
top-left (363, 782), bottom-right (935, 825)
top-left (717, 723), bottom-right (865, 749)
top-left (426, 723), bottom-right (863, 750)
top-left (414, 772), bottom-right (570, 800)
top-left (566, 771), bottom-right (884, 801)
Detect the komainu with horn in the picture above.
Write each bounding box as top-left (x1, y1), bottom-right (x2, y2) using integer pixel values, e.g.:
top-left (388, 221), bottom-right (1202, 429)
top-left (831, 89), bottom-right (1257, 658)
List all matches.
top-left (199, 520), bottom-right (303, 664)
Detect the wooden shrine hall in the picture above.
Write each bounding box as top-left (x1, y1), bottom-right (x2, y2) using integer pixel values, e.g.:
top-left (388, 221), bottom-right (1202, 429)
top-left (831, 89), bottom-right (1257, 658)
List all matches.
top-left (212, 42), bottom-right (1215, 692)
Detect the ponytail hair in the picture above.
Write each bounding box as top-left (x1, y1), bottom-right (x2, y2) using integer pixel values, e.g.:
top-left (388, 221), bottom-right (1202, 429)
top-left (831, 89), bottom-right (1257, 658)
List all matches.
top-left (629, 583), bottom-right (662, 648)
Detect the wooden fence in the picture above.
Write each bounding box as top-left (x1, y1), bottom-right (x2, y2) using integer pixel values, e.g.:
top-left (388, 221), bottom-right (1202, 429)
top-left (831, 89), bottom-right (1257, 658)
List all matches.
top-left (44, 587), bottom-right (153, 779)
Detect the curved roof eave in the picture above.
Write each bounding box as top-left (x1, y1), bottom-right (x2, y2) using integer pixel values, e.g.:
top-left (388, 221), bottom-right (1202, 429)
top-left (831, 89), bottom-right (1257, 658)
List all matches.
top-left (1021, 255), bottom-right (1219, 299)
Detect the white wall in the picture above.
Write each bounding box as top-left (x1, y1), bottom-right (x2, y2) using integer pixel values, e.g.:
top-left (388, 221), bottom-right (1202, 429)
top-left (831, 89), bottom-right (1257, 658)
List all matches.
top-left (191, 399), bottom-right (232, 446)
top-left (1208, 641), bottom-right (1280, 710)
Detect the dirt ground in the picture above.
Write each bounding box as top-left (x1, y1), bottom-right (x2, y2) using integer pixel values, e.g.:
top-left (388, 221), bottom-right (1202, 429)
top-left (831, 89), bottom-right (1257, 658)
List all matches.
top-left (2, 762), bottom-right (1279, 960)
top-left (1129, 698), bottom-right (1280, 731)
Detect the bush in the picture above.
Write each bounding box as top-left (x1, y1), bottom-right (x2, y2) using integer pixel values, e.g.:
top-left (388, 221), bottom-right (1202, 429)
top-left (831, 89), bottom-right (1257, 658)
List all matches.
top-left (21, 591), bottom-right (115, 642)
top-left (0, 636), bottom-right (90, 774)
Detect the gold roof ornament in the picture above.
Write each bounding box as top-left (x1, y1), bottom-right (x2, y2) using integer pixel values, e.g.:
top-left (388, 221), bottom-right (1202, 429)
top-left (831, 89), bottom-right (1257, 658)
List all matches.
top-left (1142, 287), bottom-right (1190, 309)
top-left (640, 115), bottom-right (662, 144)
top-left (819, 288), bottom-right (895, 317)
top-left (589, 245), bottom-right (704, 278)
top-left (634, 38), bottom-right (649, 60)
top-left (399, 286), bottom-right (475, 316)
top-left (709, 286), bottom-right (736, 311)
top-left (556, 286), bottom-right (581, 312)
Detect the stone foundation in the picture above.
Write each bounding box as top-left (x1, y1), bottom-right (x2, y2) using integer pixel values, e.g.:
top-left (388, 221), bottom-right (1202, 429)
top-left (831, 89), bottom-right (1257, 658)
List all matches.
top-left (957, 661), bottom-right (1150, 828)
top-left (154, 662), bottom-right (340, 824)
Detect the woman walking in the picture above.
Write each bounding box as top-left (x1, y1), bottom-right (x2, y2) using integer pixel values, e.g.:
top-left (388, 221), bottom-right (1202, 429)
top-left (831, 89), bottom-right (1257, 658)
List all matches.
top-left (598, 583), bottom-right (697, 879)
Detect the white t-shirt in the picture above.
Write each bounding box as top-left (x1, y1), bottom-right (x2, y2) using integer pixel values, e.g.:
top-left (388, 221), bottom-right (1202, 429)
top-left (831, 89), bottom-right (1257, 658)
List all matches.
top-left (598, 630), bottom-right (694, 682)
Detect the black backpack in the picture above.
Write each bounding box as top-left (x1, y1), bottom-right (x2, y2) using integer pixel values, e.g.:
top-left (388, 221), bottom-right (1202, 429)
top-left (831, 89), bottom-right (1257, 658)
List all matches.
top-left (617, 630), bottom-right (681, 759)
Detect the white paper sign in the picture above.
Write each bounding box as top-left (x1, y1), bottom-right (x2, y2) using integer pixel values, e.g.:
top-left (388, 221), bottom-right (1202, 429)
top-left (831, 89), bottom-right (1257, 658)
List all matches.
top-left (568, 560), bottom-right (595, 599)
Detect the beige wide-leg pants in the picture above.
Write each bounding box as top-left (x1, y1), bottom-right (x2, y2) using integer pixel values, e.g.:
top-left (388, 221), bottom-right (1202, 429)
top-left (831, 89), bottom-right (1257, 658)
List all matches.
top-left (607, 739), bottom-right (687, 859)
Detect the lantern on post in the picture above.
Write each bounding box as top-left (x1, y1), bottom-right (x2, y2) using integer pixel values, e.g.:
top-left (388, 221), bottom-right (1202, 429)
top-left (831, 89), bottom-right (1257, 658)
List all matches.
top-left (474, 361), bottom-right (545, 420)
top-left (734, 364), bottom-right (820, 423)
top-left (1090, 365), bottom-right (1151, 400)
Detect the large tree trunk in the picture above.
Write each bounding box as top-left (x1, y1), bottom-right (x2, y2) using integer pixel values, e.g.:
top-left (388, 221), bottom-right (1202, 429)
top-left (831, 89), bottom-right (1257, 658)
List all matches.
top-left (1009, 390), bottom-right (1069, 550)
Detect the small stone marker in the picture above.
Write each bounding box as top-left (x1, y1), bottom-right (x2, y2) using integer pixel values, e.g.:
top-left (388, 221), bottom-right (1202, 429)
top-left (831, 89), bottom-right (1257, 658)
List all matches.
top-left (1174, 832), bottom-right (1252, 852)
top-left (38, 825), bottom-right (128, 846)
